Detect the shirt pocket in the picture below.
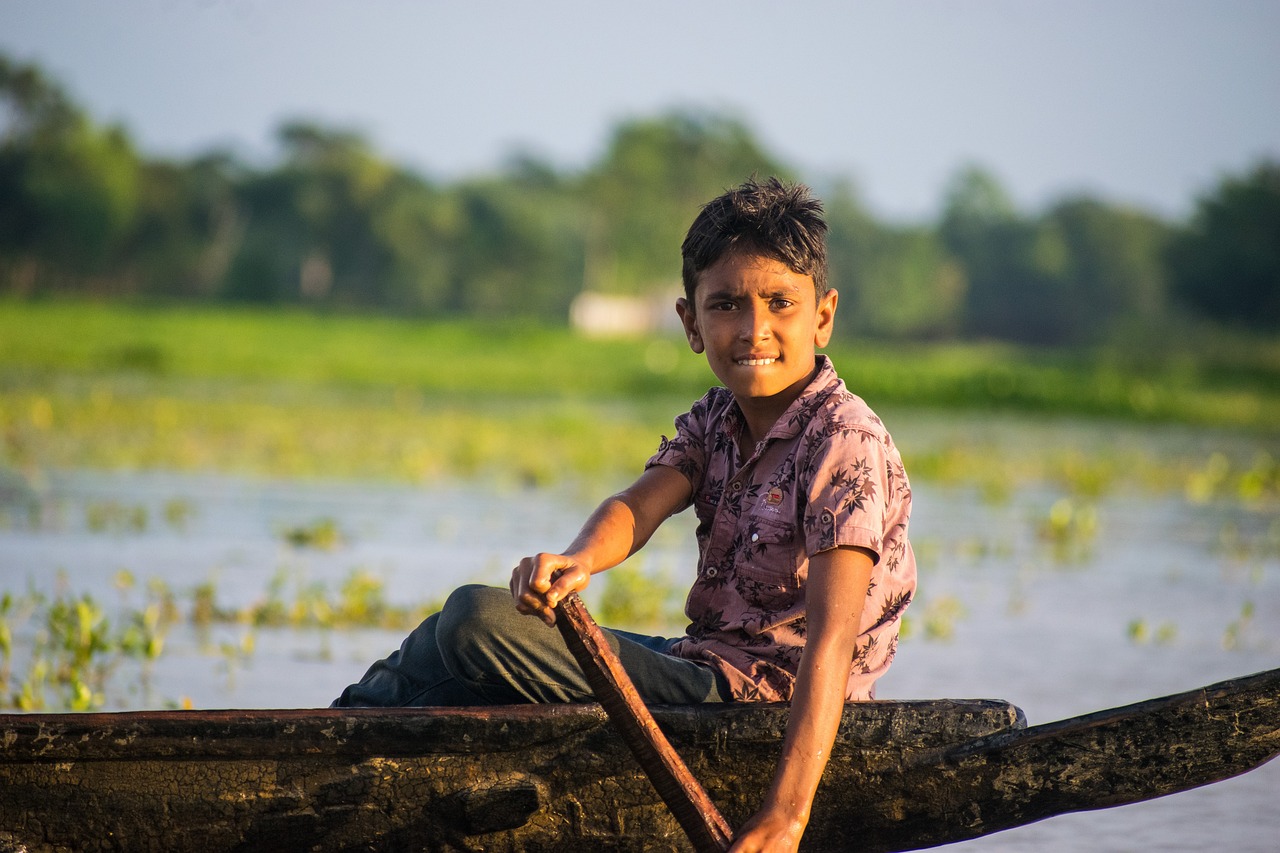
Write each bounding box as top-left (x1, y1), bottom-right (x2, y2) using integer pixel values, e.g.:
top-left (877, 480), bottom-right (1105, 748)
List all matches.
top-left (734, 518), bottom-right (801, 610)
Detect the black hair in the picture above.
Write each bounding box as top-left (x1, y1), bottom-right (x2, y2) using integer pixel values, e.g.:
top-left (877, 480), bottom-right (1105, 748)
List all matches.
top-left (680, 176), bottom-right (829, 303)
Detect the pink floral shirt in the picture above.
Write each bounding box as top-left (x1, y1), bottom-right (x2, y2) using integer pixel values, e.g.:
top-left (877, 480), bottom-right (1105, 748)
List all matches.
top-left (647, 356), bottom-right (916, 702)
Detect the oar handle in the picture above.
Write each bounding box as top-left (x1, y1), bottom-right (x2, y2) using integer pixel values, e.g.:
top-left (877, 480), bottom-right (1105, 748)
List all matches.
top-left (555, 592), bottom-right (734, 853)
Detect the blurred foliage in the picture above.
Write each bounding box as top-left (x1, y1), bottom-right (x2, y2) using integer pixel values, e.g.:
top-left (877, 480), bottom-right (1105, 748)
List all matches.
top-left (580, 110), bottom-right (789, 295)
top-left (3, 53), bottom-right (1278, 342)
top-left (1166, 161), bottom-right (1280, 329)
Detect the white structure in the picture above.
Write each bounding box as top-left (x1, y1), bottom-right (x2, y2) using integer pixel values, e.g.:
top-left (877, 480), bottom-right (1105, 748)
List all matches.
top-left (569, 289), bottom-right (683, 338)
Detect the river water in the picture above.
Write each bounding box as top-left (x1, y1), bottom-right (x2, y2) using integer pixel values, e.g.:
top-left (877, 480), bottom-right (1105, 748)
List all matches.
top-left (1, 455), bottom-right (1276, 852)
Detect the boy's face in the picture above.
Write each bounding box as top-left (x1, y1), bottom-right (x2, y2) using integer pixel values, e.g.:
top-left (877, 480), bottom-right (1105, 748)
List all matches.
top-left (676, 252), bottom-right (837, 424)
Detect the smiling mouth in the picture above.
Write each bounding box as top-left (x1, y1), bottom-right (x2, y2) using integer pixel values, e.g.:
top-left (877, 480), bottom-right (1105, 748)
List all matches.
top-left (735, 357), bottom-right (777, 366)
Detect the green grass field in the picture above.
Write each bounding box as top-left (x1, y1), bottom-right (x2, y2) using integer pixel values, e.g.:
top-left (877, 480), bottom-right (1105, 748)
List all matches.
top-left (1, 299), bottom-right (1277, 494)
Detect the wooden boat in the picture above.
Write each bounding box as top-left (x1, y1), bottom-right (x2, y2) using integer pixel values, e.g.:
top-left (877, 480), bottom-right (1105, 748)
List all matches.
top-left (1, 667), bottom-right (1276, 852)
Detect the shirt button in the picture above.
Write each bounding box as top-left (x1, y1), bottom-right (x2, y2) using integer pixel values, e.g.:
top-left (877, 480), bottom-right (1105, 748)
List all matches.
top-left (751, 533), bottom-right (759, 542)
top-left (731, 481), bottom-right (743, 492)
top-left (705, 567), bottom-right (718, 578)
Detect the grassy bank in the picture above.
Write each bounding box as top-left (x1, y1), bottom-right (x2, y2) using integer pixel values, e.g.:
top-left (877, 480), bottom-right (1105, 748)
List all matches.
top-left (1, 299), bottom-right (1277, 494)
top-left (4, 299), bottom-right (1279, 423)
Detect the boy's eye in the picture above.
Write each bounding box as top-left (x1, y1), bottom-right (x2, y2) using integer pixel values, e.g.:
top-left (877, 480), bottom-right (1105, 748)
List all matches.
top-left (711, 301), bottom-right (737, 311)
top-left (771, 298), bottom-right (794, 310)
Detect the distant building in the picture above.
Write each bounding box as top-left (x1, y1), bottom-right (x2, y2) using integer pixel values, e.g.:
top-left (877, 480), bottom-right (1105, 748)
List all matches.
top-left (569, 288), bottom-right (683, 337)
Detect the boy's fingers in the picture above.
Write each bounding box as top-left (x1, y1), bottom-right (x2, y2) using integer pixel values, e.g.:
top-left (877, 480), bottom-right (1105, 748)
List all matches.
top-left (545, 565), bottom-right (588, 607)
top-left (528, 553), bottom-right (570, 592)
top-left (511, 553), bottom-right (584, 621)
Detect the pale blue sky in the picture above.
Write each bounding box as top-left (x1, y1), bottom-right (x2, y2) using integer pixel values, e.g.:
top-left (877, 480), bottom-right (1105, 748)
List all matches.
top-left (3, 0), bottom-right (1278, 221)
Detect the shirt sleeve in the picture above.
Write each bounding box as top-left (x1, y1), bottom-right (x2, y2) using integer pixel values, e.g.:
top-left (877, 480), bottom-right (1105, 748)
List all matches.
top-left (645, 395), bottom-right (711, 505)
top-left (799, 425), bottom-right (893, 562)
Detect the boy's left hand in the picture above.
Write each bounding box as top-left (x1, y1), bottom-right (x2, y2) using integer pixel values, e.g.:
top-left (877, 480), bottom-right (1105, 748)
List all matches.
top-left (510, 553), bottom-right (590, 625)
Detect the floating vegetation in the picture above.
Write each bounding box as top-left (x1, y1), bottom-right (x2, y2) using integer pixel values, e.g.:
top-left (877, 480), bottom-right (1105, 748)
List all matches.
top-left (85, 500), bottom-right (149, 533)
top-left (1185, 452), bottom-right (1280, 507)
top-left (214, 631), bottom-right (257, 691)
top-left (281, 518), bottom-right (345, 550)
top-left (78, 496), bottom-right (196, 536)
top-left (163, 497), bottom-right (196, 531)
top-left (0, 567), bottom-right (451, 711)
top-left (902, 595), bottom-right (968, 642)
top-left (1222, 600), bottom-right (1257, 651)
top-left (190, 580), bottom-right (237, 627)
top-left (593, 562), bottom-right (685, 632)
top-left (1036, 497), bottom-right (1098, 563)
top-left (199, 568), bottom-right (440, 632)
top-left (1051, 453), bottom-right (1113, 499)
top-left (1215, 519), bottom-right (1280, 563)
top-left (1126, 618), bottom-right (1178, 646)
top-left (0, 575), bottom-right (172, 711)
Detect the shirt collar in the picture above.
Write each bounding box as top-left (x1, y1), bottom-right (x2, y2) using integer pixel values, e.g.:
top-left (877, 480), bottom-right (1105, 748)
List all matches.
top-left (723, 354), bottom-right (841, 443)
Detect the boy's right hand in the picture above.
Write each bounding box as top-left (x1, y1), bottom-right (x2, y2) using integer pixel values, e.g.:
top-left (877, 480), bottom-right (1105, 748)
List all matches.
top-left (510, 553), bottom-right (590, 626)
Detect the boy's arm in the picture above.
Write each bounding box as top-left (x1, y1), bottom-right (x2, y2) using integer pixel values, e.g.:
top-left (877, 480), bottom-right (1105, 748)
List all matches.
top-left (729, 545), bottom-right (875, 853)
top-left (511, 464), bottom-right (692, 625)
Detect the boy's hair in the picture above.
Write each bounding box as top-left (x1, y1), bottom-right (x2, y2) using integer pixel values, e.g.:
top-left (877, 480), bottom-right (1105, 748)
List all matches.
top-left (680, 176), bottom-right (829, 303)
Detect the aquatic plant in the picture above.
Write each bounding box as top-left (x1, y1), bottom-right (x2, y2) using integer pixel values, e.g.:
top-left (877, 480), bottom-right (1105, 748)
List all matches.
top-left (162, 497), bottom-right (196, 531)
top-left (1222, 600), bottom-right (1257, 651)
top-left (901, 595), bottom-right (968, 642)
top-left (1186, 451), bottom-right (1279, 507)
top-left (0, 579), bottom-right (171, 711)
top-left (1036, 497), bottom-right (1098, 563)
top-left (1, 563), bottom-right (460, 711)
top-left (85, 499), bottom-right (149, 533)
top-left (281, 518), bottom-right (344, 550)
top-left (197, 567), bottom-right (440, 632)
top-left (1126, 618), bottom-right (1177, 646)
top-left (593, 562), bottom-right (685, 631)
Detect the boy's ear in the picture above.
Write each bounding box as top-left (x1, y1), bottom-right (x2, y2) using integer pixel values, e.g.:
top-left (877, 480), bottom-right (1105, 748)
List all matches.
top-left (675, 297), bottom-right (705, 354)
top-left (813, 289), bottom-right (838, 348)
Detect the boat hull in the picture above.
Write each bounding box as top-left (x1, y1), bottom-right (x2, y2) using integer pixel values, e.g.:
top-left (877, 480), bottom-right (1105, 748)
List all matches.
top-left (1, 699), bottom-right (1020, 852)
top-left (2, 668), bottom-right (1277, 852)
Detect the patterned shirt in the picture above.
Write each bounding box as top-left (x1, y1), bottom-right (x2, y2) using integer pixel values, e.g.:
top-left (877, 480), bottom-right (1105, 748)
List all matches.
top-left (647, 355), bottom-right (916, 701)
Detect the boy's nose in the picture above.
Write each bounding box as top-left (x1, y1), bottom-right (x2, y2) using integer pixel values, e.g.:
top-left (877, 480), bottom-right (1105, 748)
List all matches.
top-left (740, 305), bottom-right (771, 341)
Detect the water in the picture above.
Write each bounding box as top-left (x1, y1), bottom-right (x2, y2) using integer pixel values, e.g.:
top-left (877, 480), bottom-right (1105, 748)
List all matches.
top-left (1, 465), bottom-right (1276, 852)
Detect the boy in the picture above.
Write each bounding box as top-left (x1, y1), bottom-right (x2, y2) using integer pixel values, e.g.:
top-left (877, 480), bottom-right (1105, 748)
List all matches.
top-left (334, 177), bottom-right (916, 852)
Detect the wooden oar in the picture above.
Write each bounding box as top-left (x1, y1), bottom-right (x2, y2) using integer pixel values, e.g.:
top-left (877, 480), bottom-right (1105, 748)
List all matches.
top-left (554, 592), bottom-right (734, 853)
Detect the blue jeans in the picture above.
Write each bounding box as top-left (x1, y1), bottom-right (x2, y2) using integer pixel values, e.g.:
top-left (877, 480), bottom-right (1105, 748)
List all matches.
top-left (332, 584), bottom-right (731, 707)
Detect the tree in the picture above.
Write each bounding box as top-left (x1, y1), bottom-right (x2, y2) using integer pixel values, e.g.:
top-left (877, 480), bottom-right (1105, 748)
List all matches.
top-left (0, 56), bottom-right (140, 292)
top-left (224, 121), bottom-right (443, 308)
top-left (441, 169), bottom-right (584, 319)
top-left (1036, 197), bottom-right (1171, 342)
top-left (826, 180), bottom-right (963, 340)
top-left (939, 165), bottom-right (1067, 343)
top-left (1167, 161), bottom-right (1280, 329)
top-left (581, 110), bottom-right (789, 295)
top-left (127, 152), bottom-right (245, 298)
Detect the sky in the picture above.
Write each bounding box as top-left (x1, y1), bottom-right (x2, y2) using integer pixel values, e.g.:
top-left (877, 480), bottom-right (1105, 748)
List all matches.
top-left (2, 0), bottom-right (1278, 222)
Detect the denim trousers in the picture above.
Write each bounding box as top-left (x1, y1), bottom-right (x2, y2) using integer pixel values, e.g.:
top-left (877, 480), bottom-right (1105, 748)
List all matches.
top-left (332, 584), bottom-right (731, 707)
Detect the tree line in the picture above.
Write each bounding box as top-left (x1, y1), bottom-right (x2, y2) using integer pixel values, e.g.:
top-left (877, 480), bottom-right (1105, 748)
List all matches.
top-left (2, 54), bottom-right (1277, 343)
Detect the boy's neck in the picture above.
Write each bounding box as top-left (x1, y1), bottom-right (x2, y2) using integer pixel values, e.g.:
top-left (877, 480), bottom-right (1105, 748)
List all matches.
top-left (733, 360), bottom-right (821, 448)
